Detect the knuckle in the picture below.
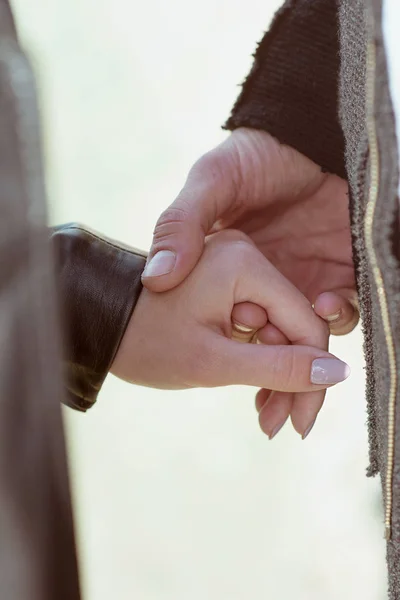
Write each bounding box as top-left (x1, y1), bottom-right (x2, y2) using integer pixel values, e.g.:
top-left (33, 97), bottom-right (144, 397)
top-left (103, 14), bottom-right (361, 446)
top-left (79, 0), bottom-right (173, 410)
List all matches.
top-left (151, 206), bottom-right (190, 249)
top-left (190, 145), bottom-right (240, 201)
top-left (204, 232), bottom-right (253, 283)
top-left (193, 147), bottom-right (229, 180)
top-left (185, 151), bottom-right (223, 194)
top-left (234, 236), bottom-right (256, 257)
top-left (154, 206), bottom-right (189, 231)
top-left (231, 238), bottom-right (257, 270)
top-left (192, 150), bottom-right (218, 175)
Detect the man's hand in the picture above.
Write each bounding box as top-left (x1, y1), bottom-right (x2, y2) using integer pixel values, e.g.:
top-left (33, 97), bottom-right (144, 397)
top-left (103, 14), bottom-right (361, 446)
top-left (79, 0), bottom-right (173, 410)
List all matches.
top-left (143, 128), bottom-right (357, 335)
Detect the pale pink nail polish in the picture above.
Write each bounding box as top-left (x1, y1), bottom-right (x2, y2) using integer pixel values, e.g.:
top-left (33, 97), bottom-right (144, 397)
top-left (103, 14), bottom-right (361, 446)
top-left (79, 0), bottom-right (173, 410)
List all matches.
top-left (302, 419), bottom-right (316, 440)
top-left (311, 358), bottom-right (351, 385)
top-left (269, 421), bottom-right (285, 440)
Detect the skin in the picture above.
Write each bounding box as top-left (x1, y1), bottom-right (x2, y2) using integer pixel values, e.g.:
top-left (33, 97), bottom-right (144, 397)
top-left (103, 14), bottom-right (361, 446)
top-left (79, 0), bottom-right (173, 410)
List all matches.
top-left (112, 230), bottom-right (349, 440)
top-left (142, 128), bottom-right (357, 438)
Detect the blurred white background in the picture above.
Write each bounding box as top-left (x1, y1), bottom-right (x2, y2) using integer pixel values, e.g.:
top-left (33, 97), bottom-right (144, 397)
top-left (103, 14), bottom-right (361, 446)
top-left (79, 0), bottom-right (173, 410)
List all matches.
top-left (13, 0), bottom-right (386, 599)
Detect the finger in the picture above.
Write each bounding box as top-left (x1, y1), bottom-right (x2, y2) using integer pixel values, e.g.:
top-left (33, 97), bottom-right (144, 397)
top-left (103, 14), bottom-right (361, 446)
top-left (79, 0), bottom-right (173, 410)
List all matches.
top-left (255, 337), bottom-right (326, 438)
top-left (143, 128), bottom-right (325, 293)
top-left (205, 338), bottom-right (350, 392)
top-left (255, 388), bottom-right (272, 413)
top-left (255, 326), bottom-right (324, 438)
top-left (231, 302), bottom-right (268, 343)
top-left (233, 245), bottom-right (329, 349)
top-left (226, 246), bottom-right (348, 429)
top-left (290, 389), bottom-right (326, 439)
top-left (291, 289), bottom-right (357, 436)
top-left (255, 323), bottom-right (289, 345)
top-left (258, 392), bottom-right (292, 439)
top-left (142, 148), bottom-right (238, 292)
top-left (314, 289), bottom-right (359, 336)
top-left (254, 326), bottom-right (289, 414)
top-left (232, 302), bottom-right (268, 331)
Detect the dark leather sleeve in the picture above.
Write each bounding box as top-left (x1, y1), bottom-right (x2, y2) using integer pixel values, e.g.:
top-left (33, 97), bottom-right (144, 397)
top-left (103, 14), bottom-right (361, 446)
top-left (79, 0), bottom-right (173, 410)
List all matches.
top-left (51, 224), bottom-right (147, 412)
top-left (225, 0), bottom-right (346, 178)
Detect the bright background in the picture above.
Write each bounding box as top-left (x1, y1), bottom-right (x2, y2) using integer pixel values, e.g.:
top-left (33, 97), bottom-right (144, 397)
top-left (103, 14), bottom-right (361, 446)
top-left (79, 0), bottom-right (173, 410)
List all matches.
top-left (14, 1), bottom-right (386, 599)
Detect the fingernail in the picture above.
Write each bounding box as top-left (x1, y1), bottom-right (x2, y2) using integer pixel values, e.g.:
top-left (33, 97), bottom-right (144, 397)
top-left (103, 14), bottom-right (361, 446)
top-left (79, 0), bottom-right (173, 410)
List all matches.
top-left (269, 421), bottom-right (285, 440)
top-left (143, 251), bottom-right (176, 278)
top-left (325, 310), bottom-right (342, 323)
top-left (302, 419), bottom-right (316, 440)
top-left (311, 358), bottom-right (351, 385)
top-left (232, 321), bottom-right (256, 334)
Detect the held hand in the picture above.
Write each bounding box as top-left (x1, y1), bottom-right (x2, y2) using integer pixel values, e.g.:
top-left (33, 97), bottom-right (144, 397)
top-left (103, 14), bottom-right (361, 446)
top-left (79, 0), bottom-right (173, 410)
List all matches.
top-left (143, 128), bottom-right (357, 336)
top-left (112, 231), bottom-right (350, 438)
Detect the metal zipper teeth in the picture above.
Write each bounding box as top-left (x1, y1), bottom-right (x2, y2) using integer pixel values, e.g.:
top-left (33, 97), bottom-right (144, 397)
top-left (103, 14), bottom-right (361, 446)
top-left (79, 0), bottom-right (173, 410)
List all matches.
top-left (365, 33), bottom-right (398, 541)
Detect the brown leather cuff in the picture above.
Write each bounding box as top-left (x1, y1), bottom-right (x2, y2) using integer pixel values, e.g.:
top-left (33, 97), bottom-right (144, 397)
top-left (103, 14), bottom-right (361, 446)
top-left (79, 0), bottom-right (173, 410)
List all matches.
top-left (224, 0), bottom-right (346, 178)
top-left (51, 224), bottom-right (147, 412)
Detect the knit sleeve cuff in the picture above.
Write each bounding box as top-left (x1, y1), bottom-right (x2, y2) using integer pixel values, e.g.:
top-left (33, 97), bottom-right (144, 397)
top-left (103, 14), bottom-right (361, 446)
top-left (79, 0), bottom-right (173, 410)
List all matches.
top-left (224, 0), bottom-right (346, 178)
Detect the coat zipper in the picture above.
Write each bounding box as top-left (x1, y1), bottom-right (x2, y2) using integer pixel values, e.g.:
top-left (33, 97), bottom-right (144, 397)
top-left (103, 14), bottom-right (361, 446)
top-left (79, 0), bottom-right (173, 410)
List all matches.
top-left (365, 18), bottom-right (398, 541)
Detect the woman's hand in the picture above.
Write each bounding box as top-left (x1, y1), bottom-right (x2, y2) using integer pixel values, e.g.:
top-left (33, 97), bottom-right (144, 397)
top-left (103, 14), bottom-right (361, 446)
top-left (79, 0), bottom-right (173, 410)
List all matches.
top-left (142, 128), bottom-right (358, 336)
top-left (112, 231), bottom-right (350, 439)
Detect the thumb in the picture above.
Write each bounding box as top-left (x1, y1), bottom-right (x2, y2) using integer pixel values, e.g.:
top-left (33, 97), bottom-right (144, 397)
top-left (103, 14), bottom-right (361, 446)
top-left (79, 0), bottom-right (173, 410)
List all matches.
top-left (314, 288), bottom-right (359, 335)
top-left (209, 338), bottom-right (350, 392)
top-left (142, 149), bottom-right (238, 292)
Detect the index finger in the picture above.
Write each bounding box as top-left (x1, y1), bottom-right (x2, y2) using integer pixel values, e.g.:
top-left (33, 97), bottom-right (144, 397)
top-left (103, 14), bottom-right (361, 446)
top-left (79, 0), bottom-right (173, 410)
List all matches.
top-left (234, 246), bottom-right (329, 350)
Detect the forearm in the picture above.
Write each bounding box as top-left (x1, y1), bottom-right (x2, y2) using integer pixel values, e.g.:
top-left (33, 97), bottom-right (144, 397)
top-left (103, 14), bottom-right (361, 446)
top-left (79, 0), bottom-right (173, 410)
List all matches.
top-left (51, 224), bottom-right (146, 411)
top-left (225, 0), bottom-right (345, 178)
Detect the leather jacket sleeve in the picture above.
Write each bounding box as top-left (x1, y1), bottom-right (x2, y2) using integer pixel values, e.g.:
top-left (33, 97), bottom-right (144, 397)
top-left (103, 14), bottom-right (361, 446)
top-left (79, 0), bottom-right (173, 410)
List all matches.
top-left (225, 0), bottom-right (346, 178)
top-left (51, 224), bottom-right (147, 412)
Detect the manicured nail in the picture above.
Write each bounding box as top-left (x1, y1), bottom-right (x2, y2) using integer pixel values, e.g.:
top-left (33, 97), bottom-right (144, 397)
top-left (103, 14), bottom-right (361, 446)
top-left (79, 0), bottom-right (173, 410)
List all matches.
top-left (232, 321), bottom-right (255, 334)
top-left (143, 251), bottom-right (176, 278)
top-left (325, 310), bottom-right (342, 323)
top-left (269, 421), bottom-right (285, 440)
top-left (311, 358), bottom-right (351, 385)
top-left (302, 419), bottom-right (316, 440)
